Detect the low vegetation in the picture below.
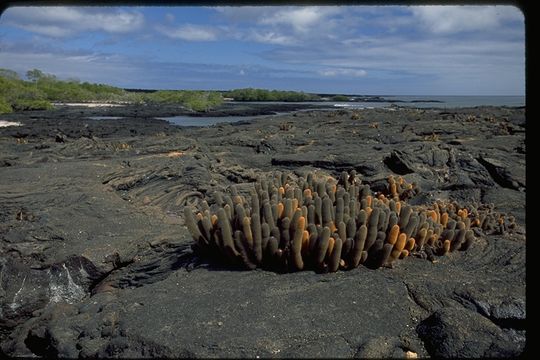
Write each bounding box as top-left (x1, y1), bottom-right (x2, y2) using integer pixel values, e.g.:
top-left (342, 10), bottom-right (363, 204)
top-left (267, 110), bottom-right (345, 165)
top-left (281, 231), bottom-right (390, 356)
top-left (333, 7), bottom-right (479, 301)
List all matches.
top-left (144, 90), bottom-right (223, 112)
top-left (331, 95), bottom-right (350, 101)
top-left (225, 88), bottom-right (321, 102)
top-left (0, 68), bottom-right (224, 114)
top-left (0, 68), bottom-right (357, 115)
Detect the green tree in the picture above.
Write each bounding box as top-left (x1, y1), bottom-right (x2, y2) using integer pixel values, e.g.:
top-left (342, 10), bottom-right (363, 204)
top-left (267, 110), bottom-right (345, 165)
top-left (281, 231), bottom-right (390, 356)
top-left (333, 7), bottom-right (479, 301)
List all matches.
top-left (207, 92), bottom-right (223, 107)
top-left (331, 95), bottom-right (350, 101)
top-left (26, 69), bottom-right (45, 82)
top-left (0, 97), bottom-right (13, 114)
top-left (0, 68), bottom-right (20, 80)
top-left (226, 88), bottom-right (320, 102)
top-left (11, 99), bottom-right (53, 111)
top-left (0, 67), bottom-right (223, 112)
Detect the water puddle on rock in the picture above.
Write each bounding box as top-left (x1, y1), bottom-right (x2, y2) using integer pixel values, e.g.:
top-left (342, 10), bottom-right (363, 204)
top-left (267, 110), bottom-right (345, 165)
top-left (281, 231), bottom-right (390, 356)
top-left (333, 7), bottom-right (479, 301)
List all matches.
top-left (157, 114), bottom-right (272, 127)
top-left (87, 116), bottom-right (123, 120)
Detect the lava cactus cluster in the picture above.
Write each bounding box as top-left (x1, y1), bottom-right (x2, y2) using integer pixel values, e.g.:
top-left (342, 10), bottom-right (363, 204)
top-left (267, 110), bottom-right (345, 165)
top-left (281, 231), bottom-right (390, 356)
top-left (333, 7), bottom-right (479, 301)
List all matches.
top-left (184, 170), bottom-right (514, 272)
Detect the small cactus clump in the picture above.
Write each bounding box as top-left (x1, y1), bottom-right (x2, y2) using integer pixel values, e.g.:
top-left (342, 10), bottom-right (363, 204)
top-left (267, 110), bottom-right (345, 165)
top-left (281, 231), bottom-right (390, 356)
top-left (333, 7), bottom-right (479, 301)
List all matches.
top-left (384, 175), bottom-right (418, 201)
top-left (184, 170), bottom-right (515, 273)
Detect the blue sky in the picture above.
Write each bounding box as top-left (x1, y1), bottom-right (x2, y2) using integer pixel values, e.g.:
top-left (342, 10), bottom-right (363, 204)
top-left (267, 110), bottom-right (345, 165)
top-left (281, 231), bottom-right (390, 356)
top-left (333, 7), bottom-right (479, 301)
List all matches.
top-left (0, 5), bottom-right (525, 95)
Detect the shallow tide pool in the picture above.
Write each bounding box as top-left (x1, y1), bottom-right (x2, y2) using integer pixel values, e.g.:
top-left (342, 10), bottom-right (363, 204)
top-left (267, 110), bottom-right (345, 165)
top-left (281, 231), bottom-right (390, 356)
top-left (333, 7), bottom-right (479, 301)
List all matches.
top-left (87, 116), bottom-right (123, 120)
top-left (157, 114), bottom-right (273, 127)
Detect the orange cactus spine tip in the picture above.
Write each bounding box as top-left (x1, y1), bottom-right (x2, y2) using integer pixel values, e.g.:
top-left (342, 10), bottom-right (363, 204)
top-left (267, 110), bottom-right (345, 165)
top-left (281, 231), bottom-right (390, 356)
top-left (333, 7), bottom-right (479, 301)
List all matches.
top-left (399, 249), bottom-right (409, 259)
top-left (366, 195), bottom-right (372, 207)
top-left (277, 202), bottom-right (284, 218)
top-left (242, 216), bottom-right (253, 246)
top-left (395, 233), bottom-right (407, 252)
top-left (302, 230), bottom-right (309, 251)
top-left (278, 187), bottom-right (285, 195)
top-left (390, 183), bottom-right (397, 196)
top-left (327, 237), bottom-right (335, 257)
top-left (365, 207), bottom-right (373, 218)
top-left (442, 239), bottom-right (451, 254)
top-left (387, 224), bottom-right (400, 245)
top-left (233, 195), bottom-right (243, 205)
top-left (428, 234), bottom-right (438, 246)
top-left (405, 238), bottom-right (415, 251)
top-left (441, 212), bottom-right (449, 227)
top-left (297, 216), bottom-right (306, 231)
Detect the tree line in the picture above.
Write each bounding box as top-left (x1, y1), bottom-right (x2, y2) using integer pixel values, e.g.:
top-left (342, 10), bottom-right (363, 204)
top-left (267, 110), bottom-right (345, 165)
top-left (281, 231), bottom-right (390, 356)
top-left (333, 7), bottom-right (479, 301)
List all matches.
top-left (224, 88), bottom-right (321, 102)
top-left (0, 68), bottom-right (224, 114)
top-left (0, 68), bottom-right (352, 114)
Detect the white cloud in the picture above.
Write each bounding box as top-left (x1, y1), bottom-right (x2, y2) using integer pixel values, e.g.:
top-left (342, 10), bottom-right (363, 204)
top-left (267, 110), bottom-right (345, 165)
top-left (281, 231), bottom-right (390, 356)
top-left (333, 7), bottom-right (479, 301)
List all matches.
top-left (411, 5), bottom-right (523, 34)
top-left (259, 7), bottom-right (340, 32)
top-left (213, 6), bottom-right (342, 40)
top-left (215, 6), bottom-right (341, 31)
top-left (270, 35), bottom-right (524, 75)
top-left (0, 5), bottom-right (524, 95)
top-left (14, 24), bottom-right (68, 37)
top-left (2, 7), bottom-right (144, 37)
top-left (249, 31), bottom-right (296, 45)
top-left (262, 25), bottom-right (524, 94)
top-left (158, 24), bottom-right (217, 41)
top-left (318, 68), bottom-right (367, 77)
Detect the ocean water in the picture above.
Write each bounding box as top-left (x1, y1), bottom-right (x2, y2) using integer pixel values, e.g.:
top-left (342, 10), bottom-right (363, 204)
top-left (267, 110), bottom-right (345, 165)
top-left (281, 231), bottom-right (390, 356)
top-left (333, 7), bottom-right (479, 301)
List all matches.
top-left (377, 95), bottom-right (525, 108)
top-left (241, 96), bottom-right (525, 109)
top-left (160, 95), bottom-right (525, 127)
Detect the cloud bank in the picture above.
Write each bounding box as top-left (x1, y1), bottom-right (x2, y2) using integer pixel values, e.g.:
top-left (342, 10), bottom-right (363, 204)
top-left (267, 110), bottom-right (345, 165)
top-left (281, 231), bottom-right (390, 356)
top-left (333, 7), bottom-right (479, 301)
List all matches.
top-left (3, 7), bottom-right (144, 37)
top-left (0, 5), bottom-right (525, 94)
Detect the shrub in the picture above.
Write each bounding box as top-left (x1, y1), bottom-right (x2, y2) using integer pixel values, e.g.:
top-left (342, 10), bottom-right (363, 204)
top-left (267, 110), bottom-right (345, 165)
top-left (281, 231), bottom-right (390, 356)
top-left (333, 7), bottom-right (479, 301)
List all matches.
top-left (226, 88), bottom-right (320, 102)
top-left (331, 95), bottom-right (350, 101)
top-left (11, 99), bottom-right (53, 111)
top-left (0, 97), bottom-right (13, 114)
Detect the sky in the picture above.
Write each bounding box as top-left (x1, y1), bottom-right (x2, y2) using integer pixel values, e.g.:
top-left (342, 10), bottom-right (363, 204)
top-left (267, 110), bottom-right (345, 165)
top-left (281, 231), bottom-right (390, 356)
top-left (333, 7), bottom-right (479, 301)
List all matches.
top-left (0, 5), bottom-right (525, 95)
